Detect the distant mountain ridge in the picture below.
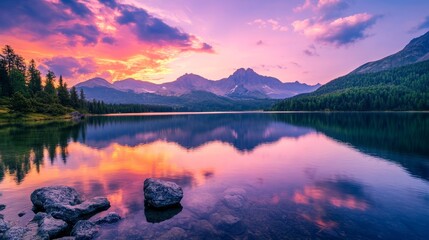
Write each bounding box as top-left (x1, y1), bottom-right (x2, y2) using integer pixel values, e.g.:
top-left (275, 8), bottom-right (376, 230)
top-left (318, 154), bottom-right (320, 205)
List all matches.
top-left (352, 31), bottom-right (429, 74)
top-left (76, 68), bottom-right (320, 99)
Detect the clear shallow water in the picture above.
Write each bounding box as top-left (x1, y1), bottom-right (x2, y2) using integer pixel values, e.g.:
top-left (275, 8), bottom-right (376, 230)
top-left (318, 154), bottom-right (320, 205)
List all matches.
top-left (0, 112), bottom-right (429, 239)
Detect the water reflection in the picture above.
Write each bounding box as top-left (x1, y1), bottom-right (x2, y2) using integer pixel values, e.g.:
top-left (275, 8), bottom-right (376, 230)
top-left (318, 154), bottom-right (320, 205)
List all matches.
top-left (144, 205), bottom-right (183, 223)
top-left (0, 113), bottom-right (428, 239)
top-left (293, 178), bottom-right (370, 230)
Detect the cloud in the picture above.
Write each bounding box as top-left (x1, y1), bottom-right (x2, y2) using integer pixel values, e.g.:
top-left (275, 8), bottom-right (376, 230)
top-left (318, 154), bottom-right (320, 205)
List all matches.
top-left (56, 24), bottom-right (100, 46)
top-left (256, 40), bottom-right (264, 46)
top-left (40, 56), bottom-right (98, 80)
top-left (295, 13), bottom-right (379, 46)
top-left (116, 5), bottom-right (209, 50)
top-left (60, 0), bottom-right (92, 18)
top-left (254, 64), bottom-right (287, 72)
top-left (248, 19), bottom-right (288, 32)
top-left (98, 0), bottom-right (118, 9)
top-left (0, 0), bottom-right (213, 83)
top-left (294, 0), bottom-right (349, 19)
top-left (416, 16), bottom-right (429, 30)
top-left (303, 45), bottom-right (319, 56)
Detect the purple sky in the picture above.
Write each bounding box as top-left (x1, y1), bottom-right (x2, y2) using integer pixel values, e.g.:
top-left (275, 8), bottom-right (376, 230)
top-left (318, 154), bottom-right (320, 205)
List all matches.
top-left (1, 0), bottom-right (428, 85)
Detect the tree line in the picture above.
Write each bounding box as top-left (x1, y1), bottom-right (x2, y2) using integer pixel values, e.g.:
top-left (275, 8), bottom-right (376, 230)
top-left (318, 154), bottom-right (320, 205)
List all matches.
top-left (0, 45), bottom-right (169, 115)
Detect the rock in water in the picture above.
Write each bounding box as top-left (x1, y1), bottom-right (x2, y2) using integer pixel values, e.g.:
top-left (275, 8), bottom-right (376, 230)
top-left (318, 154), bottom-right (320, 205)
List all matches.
top-left (158, 227), bottom-right (187, 240)
top-left (0, 216), bottom-right (10, 233)
top-left (31, 186), bottom-right (83, 210)
top-left (143, 178), bottom-right (183, 208)
top-left (0, 204), bottom-right (5, 211)
top-left (71, 220), bottom-right (99, 240)
top-left (30, 186), bottom-right (110, 223)
top-left (31, 212), bottom-right (68, 239)
top-left (93, 212), bottom-right (122, 225)
top-left (46, 197), bottom-right (110, 223)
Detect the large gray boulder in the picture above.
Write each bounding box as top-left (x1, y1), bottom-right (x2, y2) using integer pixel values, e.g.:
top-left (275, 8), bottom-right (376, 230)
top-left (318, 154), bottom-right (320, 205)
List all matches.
top-left (144, 178), bottom-right (183, 208)
top-left (31, 186), bottom-right (83, 210)
top-left (30, 186), bottom-right (110, 223)
top-left (71, 220), bottom-right (99, 240)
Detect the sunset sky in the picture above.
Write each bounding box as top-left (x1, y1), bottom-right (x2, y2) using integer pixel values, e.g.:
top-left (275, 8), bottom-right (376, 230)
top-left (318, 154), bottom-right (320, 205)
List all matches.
top-left (1, 0), bottom-right (429, 86)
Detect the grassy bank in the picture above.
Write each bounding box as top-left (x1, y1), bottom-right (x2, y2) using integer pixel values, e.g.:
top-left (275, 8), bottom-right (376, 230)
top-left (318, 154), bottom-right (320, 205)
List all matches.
top-left (0, 106), bottom-right (73, 125)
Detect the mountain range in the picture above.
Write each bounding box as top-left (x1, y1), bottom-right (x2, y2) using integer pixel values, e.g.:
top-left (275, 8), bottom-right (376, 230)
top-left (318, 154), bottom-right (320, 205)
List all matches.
top-left (273, 31), bottom-right (429, 111)
top-left (75, 68), bottom-right (320, 110)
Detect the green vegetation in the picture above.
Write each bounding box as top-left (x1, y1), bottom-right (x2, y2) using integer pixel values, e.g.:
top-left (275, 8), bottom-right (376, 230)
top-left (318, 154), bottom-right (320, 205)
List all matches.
top-left (0, 45), bottom-right (173, 122)
top-left (273, 60), bottom-right (429, 111)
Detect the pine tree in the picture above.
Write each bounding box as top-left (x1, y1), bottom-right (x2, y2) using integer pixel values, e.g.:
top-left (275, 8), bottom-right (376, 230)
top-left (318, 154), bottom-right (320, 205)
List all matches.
top-left (79, 88), bottom-right (86, 109)
top-left (28, 59), bottom-right (42, 95)
top-left (57, 75), bottom-right (70, 106)
top-left (70, 86), bottom-right (79, 108)
top-left (0, 58), bottom-right (10, 97)
top-left (44, 70), bottom-right (56, 97)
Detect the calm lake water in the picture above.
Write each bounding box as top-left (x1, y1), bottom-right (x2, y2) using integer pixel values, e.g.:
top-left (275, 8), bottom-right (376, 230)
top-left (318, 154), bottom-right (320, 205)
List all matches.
top-left (1, 112), bottom-right (429, 239)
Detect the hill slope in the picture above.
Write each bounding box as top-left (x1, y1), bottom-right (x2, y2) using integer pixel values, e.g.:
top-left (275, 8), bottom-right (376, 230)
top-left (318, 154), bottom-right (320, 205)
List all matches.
top-left (272, 60), bottom-right (429, 111)
top-left (352, 31), bottom-right (429, 74)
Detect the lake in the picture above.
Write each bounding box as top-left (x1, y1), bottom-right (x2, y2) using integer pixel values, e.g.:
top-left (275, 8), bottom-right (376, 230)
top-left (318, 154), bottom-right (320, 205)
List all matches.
top-left (0, 112), bottom-right (429, 239)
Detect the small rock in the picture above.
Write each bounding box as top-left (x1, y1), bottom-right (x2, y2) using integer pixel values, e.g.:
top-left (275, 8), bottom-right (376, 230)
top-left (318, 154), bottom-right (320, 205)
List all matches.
top-left (71, 220), bottom-right (99, 240)
top-left (32, 212), bottom-right (68, 239)
top-left (190, 220), bottom-right (217, 238)
top-left (31, 186), bottom-right (83, 210)
top-left (18, 211), bottom-right (26, 217)
top-left (0, 217), bottom-right (10, 233)
top-left (94, 212), bottom-right (122, 225)
top-left (71, 111), bottom-right (85, 121)
top-left (23, 218), bottom-right (50, 240)
top-left (56, 237), bottom-right (76, 240)
top-left (0, 204), bottom-right (5, 211)
top-left (158, 227), bottom-right (187, 240)
top-left (144, 178), bottom-right (183, 208)
top-left (46, 197), bottom-right (110, 223)
top-left (4, 226), bottom-right (29, 240)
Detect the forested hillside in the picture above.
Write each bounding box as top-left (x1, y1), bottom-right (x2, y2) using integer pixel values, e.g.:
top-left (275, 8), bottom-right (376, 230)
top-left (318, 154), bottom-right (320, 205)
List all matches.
top-left (272, 60), bottom-right (429, 111)
top-left (0, 45), bottom-right (170, 118)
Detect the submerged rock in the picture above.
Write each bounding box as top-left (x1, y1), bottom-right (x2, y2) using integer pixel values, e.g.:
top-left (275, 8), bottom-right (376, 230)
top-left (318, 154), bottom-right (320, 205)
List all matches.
top-left (18, 212), bottom-right (26, 217)
top-left (0, 204), bottom-right (5, 211)
top-left (210, 213), bottom-right (246, 235)
top-left (144, 178), bottom-right (183, 208)
top-left (158, 227), bottom-right (187, 240)
top-left (93, 212), bottom-right (122, 225)
top-left (47, 197), bottom-right (110, 223)
top-left (71, 220), bottom-right (99, 240)
top-left (223, 188), bottom-right (247, 209)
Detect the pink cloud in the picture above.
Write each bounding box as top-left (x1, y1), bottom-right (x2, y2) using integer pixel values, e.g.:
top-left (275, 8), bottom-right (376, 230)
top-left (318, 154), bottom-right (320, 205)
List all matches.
top-left (293, 13), bottom-right (379, 46)
top-left (248, 19), bottom-right (288, 32)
